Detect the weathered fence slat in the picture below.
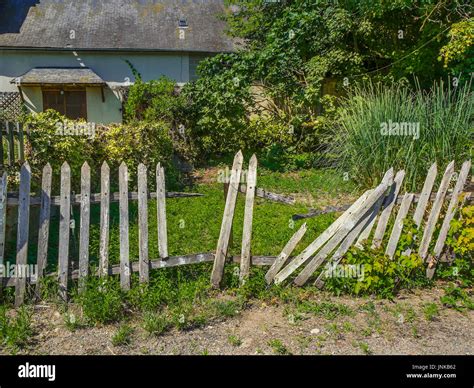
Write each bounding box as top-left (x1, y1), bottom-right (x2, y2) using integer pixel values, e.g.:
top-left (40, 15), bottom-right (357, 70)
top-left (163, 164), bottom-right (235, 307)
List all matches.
top-left (78, 162), bottom-right (91, 291)
top-left (119, 162), bottom-right (131, 290)
top-left (238, 185), bottom-right (295, 205)
top-left (0, 122), bottom-right (4, 166)
top-left (99, 162), bottom-right (110, 276)
top-left (315, 199), bottom-right (382, 288)
top-left (211, 150), bottom-right (243, 288)
top-left (58, 162), bottom-right (71, 301)
top-left (355, 168), bottom-right (394, 248)
top-left (0, 172), bottom-right (7, 266)
top-left (14, 163), bottom-right (31, 307)
top-left (265, 222), bottom-right (307, 284)
top-left (17, 122), bottom-right (24, 163)
top-left (156, 163), bottom-right (168, 259)
top-left (35, 163), bottom-right (52, 298)
top-left (7, 122), bottom-right (14, 166)
top-left (413, 163), bottom-right (437, 227)
top-left (273, 188), bottom-right (374, 285)
top-left (240, 154), bottom-right (257, 285)
top-left (385, 193), bottom-right (414, 260)
top-left (138, 163), bottom-right (149, 283)
top-left (294, 181), bottom-right (389, 286)
top-left (371, 170), bottom-right (405, 249)
top-left (419, 161), bottom-right (454, 260)
top-left (427, 160), bottom-right (471, 278)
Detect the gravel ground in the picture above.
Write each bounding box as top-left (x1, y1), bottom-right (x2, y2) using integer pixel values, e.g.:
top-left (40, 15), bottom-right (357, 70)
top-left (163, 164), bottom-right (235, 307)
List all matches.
top-left (6, 286), bottom-right (472, 356)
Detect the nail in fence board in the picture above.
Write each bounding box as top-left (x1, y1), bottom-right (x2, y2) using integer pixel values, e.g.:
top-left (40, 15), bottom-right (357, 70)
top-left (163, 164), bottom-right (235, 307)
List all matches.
top-left (138, 163), bottom-right (149, 283)
top-left (294, 182), bottom-right (389, 286)
top-left (427, 160), bottom-right (471, 278)
top-left (99, 162), bottom-right (110, 276)
top-left (119, 163), bottom-right (131, 290)
top-left (78, 162), bottom-right (91, 291)
top-left (211, 150), bottom-right (243, 288)
top-left (58, 162), bottom-right (71, 301)
top-left (413, 163), bottom-right (437, 227)
top-left (15, 163), bottom-right (31, 307)
top-left (0, 172), bottom-right (7, 266)
top-left (156, 163), bottom-right (168, 259)
top-left (385, 193), bottom-right (414, 260)
top-left (419, 161), bottom-right (454, 260)
top-left (273, 188), bottom-right (374, 285)
top-left (265, 222), bottom-right (307, 284)
top-left (35, 163), bottom-right (52, 298)
top-left (356, 168), bottom-right (394, 248)
top-left (372, 170), bottom-right (405, 249)
top-left (240, 154), bottom-right (257, 285)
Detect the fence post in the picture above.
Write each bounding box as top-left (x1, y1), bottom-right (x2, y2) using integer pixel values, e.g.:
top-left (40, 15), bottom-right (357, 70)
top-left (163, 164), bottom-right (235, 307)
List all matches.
top-left (35, 163), bottom-right (52, 299)
top-left (156, 163), bottom-right (168, 259)
top-left (15, 162), bottom-right (31, 307)
top-left (17, 122), bottom-right (25, 163)
top-left (78, 162), bottom-right (91, 292)
top-left (99, 162), bottom-right (110, 276)
top-left (0, 121), bottom-right (4, 168)
top-left (138, 163), bottom-right (149, 283)
top-left (0, 172), bottom-right (7, 295)
top-left (119, 162), bottom-right (130, 290)
top-left (58, 162), bottom-right (71, 301)
top-left (7, 122), bottom-right (14, 166)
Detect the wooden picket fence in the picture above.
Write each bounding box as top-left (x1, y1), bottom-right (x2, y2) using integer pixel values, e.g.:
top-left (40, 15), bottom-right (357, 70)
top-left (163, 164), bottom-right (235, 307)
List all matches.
top-left (262, 160), bottom-right (472, 288)
top-left (0, 121), bottom-right (28, 168)
top-left (0, 150), bottom-right (471, 307)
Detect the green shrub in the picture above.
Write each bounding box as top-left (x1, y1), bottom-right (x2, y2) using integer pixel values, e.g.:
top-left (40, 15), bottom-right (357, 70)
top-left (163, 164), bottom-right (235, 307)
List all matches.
top-left (112, 324), bottom-right (134, 346)
top-left (332, 78), bottom-right (473, 190)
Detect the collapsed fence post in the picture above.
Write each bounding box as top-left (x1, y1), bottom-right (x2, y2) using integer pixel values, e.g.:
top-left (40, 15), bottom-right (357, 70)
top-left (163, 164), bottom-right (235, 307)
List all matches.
top-left (138, 163), bottom-right (149, 283)
top-left (14, 163), bottom-right (31, 307)
top-left (99, 162), bottom-right (110, 277)
top-left (58, 162), bottom-right (71, 301)
top-left (240, 154), bottom-right (257, 285)
top-left (78, 162), bottom-right (91, 292)
top-left (413, 163), bottom-right (437, 227)
top-left (211, 150), bottom-right (243, 288)
top-left (35, 163), bottom-right (52, 299)
top-left (119, 162), bottom-right (131, 290)
top-left (385, 193), bottom-right (414, 260)
top-left (156, 163), bottom-right (168, 260)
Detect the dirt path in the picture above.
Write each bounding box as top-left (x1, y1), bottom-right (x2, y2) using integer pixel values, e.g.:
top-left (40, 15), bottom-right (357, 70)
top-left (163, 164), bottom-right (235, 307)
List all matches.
top-left (10, 287), bottom-right (472, 356)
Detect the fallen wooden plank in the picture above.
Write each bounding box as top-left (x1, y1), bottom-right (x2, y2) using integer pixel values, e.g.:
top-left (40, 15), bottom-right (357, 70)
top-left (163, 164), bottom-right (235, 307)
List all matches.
top-left (15, 163), bottom-right (31, 307)
top-left (427, 160), bottom-right (471, 278)
top-left (371, 170), bottom-right (405, 249)
top-left (78, 162), bottom-right (91, 292)
top-left (240, 154), bottom-right (258, 285)
top-left (138, 163), bottom-right (149, 283)
top-left (413, 163), bottom-right (437, 227)
top-left (58, 162), bottom-right (71, 302)
top-left (99, 162), bottom-right (110, 277)
top-left (35, 163), bottom-right (52, 298)
top-left (273, 189), bottom-right (374, 285)
top-left (294, 181), bottom-right (389, 286)
top-left (265, 222), bottom-right (307, 284)
top-left (419, 161), bottom-right (455, 260)
top-left (156, 163), bottom-right (168, 259)
top-left (211, 150), bottom-right (243, 288)
top-left (119, 162), bottom-right (131, 290)
top-left (238, 185), bottom-right (295, 205)
top-left (315, 199), bottom-right (382, 288)
top-left (385, 193), bottom-right (414, 260)
top-left (355, 168), bottom-right (394, 248)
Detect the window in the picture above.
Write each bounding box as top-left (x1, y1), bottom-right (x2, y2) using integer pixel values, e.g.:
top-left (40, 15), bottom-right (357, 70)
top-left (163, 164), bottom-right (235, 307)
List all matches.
top-left (42, 89), bottom-right (87, 120)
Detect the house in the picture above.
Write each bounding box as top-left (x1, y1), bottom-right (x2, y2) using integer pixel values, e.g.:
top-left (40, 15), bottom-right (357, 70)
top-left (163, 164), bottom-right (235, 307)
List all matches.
top-left (0, 0), bottom-right (235, 123)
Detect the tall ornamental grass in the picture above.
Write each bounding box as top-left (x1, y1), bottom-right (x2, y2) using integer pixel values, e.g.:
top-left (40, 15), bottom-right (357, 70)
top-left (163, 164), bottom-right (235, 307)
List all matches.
top-left (332, 79), bottom-right (473, 191)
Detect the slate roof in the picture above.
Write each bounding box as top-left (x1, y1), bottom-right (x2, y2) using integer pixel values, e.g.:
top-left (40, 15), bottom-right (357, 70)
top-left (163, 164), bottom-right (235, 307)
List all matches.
top-left (0, 0), bottom-right (235, 52)
top-left (11, 67), bottom-right (106, 85)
